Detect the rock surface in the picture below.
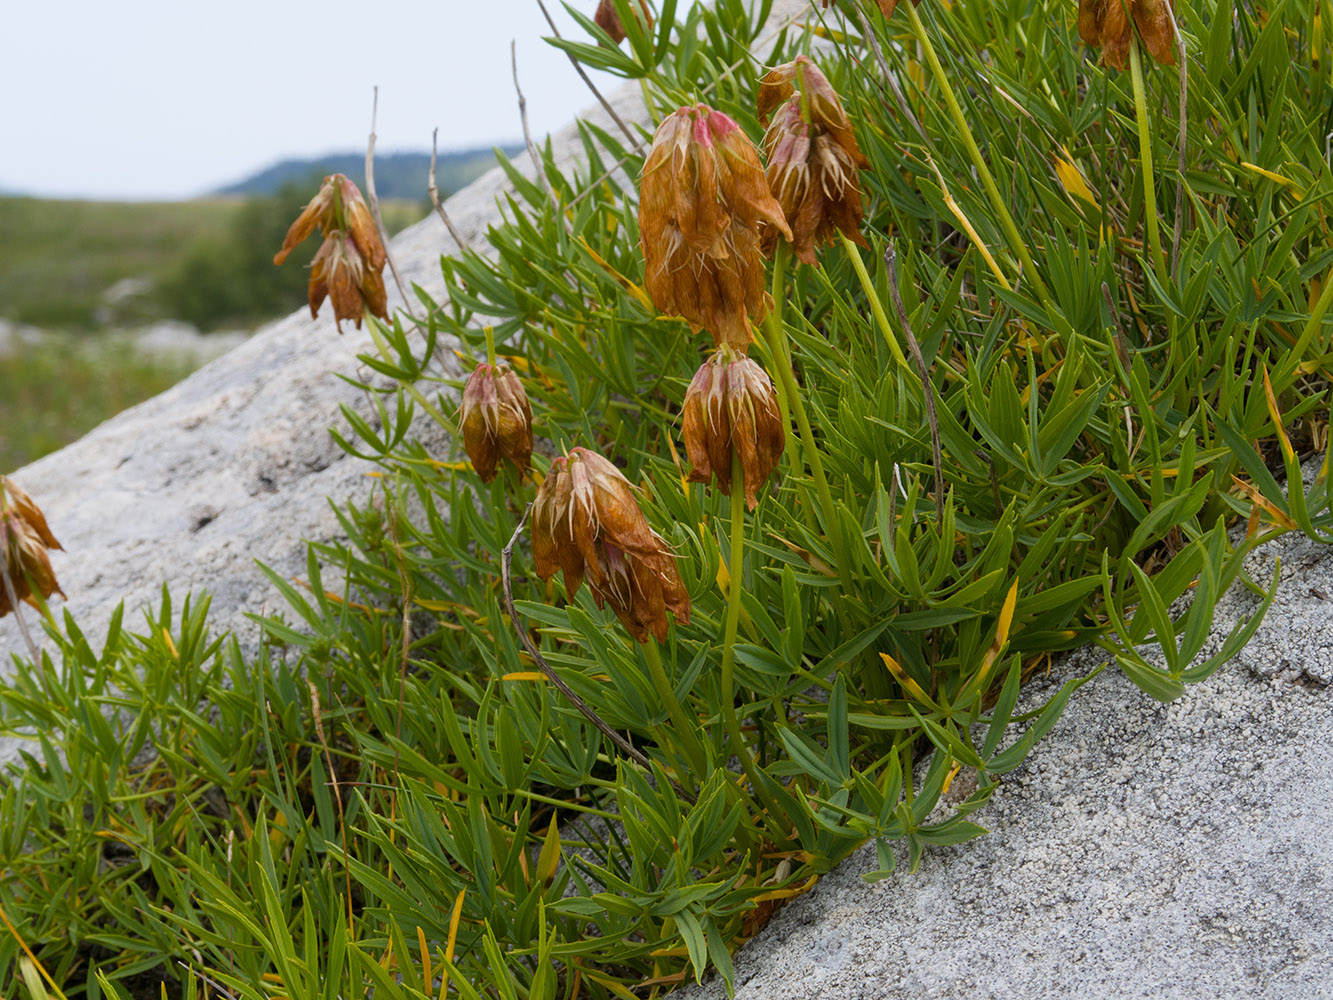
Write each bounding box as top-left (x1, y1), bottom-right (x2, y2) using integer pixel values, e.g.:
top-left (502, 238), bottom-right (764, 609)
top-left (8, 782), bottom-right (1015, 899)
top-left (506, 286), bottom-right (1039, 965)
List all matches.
top-left (675, 527), bottom-right (1333, 1000)
top-left (4, 3), bottom-right (1333, 996)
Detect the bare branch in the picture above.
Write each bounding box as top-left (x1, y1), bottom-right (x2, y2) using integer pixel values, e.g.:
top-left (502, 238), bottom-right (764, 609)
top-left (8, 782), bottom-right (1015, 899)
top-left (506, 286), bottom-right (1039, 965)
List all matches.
top-left (366, 86), bottom-right (414, 313)
top-left (0, 557), bottom-right (39, 664)
top-left (534, 0), bottom-right (645, 155)
top-left (884, 245), bottom-right (945, 525)
top-left (512, 40), bottom-right (563, 212)
top-left (853, 5), bottom-right (929, 145)
top-left (429, 127), bottom-right (469, 252)
top-left (500, 505), bottom-right (695, 802)
top-left (1166, 4), bottom-right (1189, 280)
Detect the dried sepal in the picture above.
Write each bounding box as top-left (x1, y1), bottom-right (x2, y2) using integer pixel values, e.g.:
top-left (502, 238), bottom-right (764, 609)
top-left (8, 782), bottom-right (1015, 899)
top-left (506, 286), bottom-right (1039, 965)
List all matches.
top-left (532, 447), bottom-right (689, 644)
top-left (1078, 0), bottom-right (1177, 70)
top-left (639, 104), bottom-right (791, 350)
top-left (460, 362), bottom-right (533, 483)
top-left (681, 346), bottom-right (785, 509)
top-left (758, 57), bottom-right (869, 264)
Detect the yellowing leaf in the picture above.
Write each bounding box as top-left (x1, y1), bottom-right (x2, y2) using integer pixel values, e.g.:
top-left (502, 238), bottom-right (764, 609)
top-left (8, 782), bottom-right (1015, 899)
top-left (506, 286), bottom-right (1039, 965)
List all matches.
top-left (768, 533), bottom-right (838, 577)
top-left (1261, 365), bottom-right (1295, 463)
top-left (879, 652), bottom-right (936, 706)
top-left (751, 874), bottom-right (819, 903)
top-left (1053, 148), bottom-right (1100, 210)
top-left (577, 237), bottom-right (654, 311)
top-left (1240, 161), bottom-right (1304, 196)
top-left (535, 818), bottom-right (562, 884)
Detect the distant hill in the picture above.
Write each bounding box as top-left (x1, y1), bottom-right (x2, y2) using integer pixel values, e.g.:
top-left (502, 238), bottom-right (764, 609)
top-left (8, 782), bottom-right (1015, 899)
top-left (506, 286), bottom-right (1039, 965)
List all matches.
top-left (216, 148), bottom-right (520, 201)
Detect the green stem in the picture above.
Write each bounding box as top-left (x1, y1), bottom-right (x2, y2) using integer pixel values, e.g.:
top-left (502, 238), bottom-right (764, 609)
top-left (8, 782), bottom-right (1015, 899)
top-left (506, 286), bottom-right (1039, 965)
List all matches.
top-left (484, 325), bottom-right (497, 368)
top-left (842, 234), bottom-right (910, 371)
top-left (641, 638), bottom-right (709, 780)
top-left (1129, 38), bottom-right (1169, 288)
top-left (762, 241), bottom-right (858, 638)
top-left (760, 304), bottom-right (857, 633)
top-left (719, 460), bottom-right (766, 785)
top-left (765, 245), bottom-right (796, 479)
top-left (902, 1), bottom-right (1052, 308)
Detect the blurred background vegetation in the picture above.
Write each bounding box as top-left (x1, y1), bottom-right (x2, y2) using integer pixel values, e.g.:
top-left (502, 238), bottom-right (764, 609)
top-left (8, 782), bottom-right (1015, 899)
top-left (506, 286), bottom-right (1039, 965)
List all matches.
top-left (0, 147), bottom-right (510, 470)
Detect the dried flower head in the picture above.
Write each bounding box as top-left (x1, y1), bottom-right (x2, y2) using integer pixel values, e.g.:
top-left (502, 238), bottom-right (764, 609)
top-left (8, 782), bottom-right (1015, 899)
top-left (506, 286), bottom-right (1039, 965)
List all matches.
top-left (639, 104), bottom-right (792, 350)
top-left (532, 447), bottom-right (690, 644)
top-left (681, 345), bottom-right (786, 509)
top-left (757, 56), bottom-right (869, 264)
top-left (0, 477), bottom-right (64, 618)
top-left (459, 361), bottom-right (533, 483)
top-left (1078, 0), bottom-right (1177, 71)
top-left (594, 0), bottom-right (654, 44)
top-left (273, 174), bottom-right (389, 332)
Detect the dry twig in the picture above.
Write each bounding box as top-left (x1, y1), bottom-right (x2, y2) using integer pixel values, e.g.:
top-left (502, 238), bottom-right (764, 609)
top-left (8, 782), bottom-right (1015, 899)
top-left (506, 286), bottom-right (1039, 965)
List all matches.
top-left (852, 5), bottom-right (929, 145)
top-left (885, 245), bottom-right (945, 524)
top-left (366, 86), bottom-right (414, 311)
top-left (1165, 4), bottom-right (1189, 279)
top-left (511, 40), bottom-right (562, 212)
top-left (534, 0), bottom-right (644, 155)
top-left (429, 127), bottom-right (469, 251)
top-left (500, 505), bottom-right (695, 802)
top-left (0, 559), bottom-right (39, 664)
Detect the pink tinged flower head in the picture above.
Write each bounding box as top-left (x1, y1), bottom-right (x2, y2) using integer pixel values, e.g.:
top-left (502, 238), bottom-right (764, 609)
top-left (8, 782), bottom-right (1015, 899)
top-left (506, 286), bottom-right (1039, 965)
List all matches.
top-left (681, 345), bottom-right (785, 509)
top-left (639, 104), bottom-right (791, 350)
top-left (460, 361), bottom-right (533, 483)
top-left (758, 57), bottom-right (870, 264)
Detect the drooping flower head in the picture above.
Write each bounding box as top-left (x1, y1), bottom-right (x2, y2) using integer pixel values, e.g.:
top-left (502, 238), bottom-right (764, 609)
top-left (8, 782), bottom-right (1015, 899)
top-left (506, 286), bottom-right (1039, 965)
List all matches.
top-left (1078, 0), bottom-right (1177, 71)
top-left (639, 104), bottom-right (792, 350)
top-left (273, 174), bottom-right (389, 332)
top-left (681, 345), bottom-right (785, 509)
top-left (532, 447), bottom-right (690, 644)
top-left (594, 0), bottom-right (654, 44)
top-left (0, 477), bottom-right (64, 618)
top-left (757, 56), bottom-right (869, 264)
top-left (459, 361), bottom-right (533, 483)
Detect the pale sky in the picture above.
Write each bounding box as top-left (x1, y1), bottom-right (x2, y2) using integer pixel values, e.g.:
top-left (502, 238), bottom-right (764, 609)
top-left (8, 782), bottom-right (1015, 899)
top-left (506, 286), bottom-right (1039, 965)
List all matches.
top-left (2, 0), bottom-right (624, 200)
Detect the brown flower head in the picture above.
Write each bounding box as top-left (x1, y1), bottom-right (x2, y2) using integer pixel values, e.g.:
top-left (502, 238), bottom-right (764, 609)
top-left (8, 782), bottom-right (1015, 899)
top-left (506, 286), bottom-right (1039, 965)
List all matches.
top-left (0, 477), bottom-right (64, 618)
top-left (639, 104), bottom-right (792, 350)
top-left (306, 234), bottom-right (389, 332)
top-left (681, 344), bottom-right (785, 509)
top-left (532, 447), bottom-right (690, 643)
top-left (459, 361), bottom-right (533, 483)
top-left (1078, 0), bottom-right (1177, 71)
top-left (594, 0), bottom-right (654, 44)
top-left (273, 174), bottom-right (389, 331)
top-left (757, 56), bottom-right (869, 264)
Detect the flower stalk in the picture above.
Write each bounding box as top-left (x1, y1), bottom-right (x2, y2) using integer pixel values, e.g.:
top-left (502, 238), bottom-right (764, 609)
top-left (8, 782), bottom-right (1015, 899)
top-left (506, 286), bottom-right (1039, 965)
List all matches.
top-left (717, 454), bottom-right (792, 846)
top-left (1129, 38), bottom-right (1170, 287)
top-left (641, 637), bottom-right (709, 779)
